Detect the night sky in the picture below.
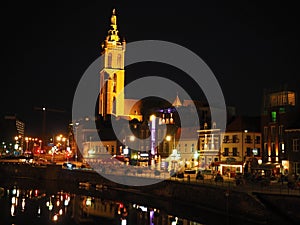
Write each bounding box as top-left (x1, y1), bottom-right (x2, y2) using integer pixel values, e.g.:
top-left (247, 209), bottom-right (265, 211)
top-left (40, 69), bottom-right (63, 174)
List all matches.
top-left (1, 1), bottom-right (299, 136)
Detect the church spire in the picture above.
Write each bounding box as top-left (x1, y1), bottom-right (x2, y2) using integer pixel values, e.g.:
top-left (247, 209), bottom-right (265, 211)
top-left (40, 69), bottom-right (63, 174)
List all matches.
top-left (172, 93), bottom-right (182, 108)
top-left (111, 9), bottom-right (117, 31)
top-left (107, 8), bottom-right (120, 42)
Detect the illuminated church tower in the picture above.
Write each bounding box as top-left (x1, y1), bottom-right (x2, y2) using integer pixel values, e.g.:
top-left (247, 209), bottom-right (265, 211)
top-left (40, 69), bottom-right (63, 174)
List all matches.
top-left (99, 9), bottom-right (126, 119)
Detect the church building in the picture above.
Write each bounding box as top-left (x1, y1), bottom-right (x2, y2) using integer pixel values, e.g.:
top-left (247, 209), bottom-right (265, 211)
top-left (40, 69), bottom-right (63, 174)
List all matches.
top-left (99, 9), bottom-right (142, 122)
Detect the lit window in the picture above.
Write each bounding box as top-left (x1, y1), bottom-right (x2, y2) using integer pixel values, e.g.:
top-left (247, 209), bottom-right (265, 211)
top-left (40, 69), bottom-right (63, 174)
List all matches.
top-left (271, 111), bottom-right (277, 122)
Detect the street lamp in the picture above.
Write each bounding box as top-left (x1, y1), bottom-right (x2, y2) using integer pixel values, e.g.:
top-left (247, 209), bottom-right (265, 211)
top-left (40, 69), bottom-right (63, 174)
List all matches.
top-left (165, 135), bottom-right (171, 155)
top-left (129, 135), bottom-right (135, 142)
top-left (74, 122), bottom-right (79, 162)
top-left (25, 137), bottom-right (29, 152)
top-left (38, 140), bottom-right (42, 157)
top-left (123, 135), bottom-right (136, 164)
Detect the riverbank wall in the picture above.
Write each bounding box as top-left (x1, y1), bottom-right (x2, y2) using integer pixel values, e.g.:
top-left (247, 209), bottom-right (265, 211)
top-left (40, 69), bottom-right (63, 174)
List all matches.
top-left (0, 162), bottom-right (299, 224)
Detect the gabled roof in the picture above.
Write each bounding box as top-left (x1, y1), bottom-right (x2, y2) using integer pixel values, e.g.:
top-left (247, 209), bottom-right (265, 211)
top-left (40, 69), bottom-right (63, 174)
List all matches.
top-left (226, 116), bottom-right (261, 132)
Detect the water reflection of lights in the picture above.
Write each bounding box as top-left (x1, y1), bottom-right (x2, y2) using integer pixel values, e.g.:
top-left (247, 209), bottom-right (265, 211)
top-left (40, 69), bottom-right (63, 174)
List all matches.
top-left (11, 196), bottom-right (16, 204)
top-left (37, 206), bottom-right (41, 217)
top-left (21, 197), bottom-right (26, 212)
top-left (2, 186), bottom-right (206, 225)
top-left (4, 186), bottom-right (72, 223)
top-left (11, 204), bottom-right (15, 216)
top-left (171, 216), bottom-right (178, 225)
top-left (53, 214), bottom-right (58, 221)
top-left (85, 196), bottom-right (92, 206)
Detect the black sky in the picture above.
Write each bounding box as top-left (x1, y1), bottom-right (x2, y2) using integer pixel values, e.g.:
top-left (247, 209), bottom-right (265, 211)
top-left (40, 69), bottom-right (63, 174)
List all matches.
top-left (1, 1), bottom-right (299, 136)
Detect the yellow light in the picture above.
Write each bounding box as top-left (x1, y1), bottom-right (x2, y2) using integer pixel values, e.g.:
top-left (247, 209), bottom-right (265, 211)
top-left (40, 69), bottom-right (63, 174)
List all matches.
top-left (129, 136), bottom-right (135, 142)
top-left (150, 114), bottom-right (156, 121)
top-left (53, 214), bottom-right (58, 221)
top-left (11, 205), bottom-right (15, 216)
top-left (86, 197), bottom-right (92, 206)
top-left (166, 136), bottom-right (171, 142)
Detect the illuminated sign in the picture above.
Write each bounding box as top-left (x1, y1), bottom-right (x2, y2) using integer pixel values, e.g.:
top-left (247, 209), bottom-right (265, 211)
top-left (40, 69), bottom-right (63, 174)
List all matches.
top-left (252, 148), bottom-right (258, 155)
top-left (123, 148), bottom-right (129, 155)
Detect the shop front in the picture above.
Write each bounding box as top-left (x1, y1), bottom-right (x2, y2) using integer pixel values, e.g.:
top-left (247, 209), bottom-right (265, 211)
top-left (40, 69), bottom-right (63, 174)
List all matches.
top-left (219, 162), bottom-right (243, 178)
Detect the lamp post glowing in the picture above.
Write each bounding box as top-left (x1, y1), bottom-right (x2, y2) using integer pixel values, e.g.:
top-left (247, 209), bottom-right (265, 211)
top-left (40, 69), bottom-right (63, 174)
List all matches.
top-left (74, 122), bottom-right (79, 162)
top-left (39, 140), bottom-right (42, 157)
top-left (150, 115), bottom-right (157, 167)
top-left (25, 137), bottom-right (29, 151)
top-left (165, 135), bottom-right (171, 155)
top-left (129, 135), bottom-right (135, 142)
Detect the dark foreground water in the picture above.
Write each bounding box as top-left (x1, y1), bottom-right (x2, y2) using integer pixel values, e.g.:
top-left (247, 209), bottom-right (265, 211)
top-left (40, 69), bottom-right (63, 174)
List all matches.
top-left (0, 178), bottom-right (290, 225)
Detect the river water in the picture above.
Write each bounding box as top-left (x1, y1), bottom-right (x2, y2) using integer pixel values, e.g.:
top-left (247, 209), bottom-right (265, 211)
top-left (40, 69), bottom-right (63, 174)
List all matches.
top-left (0, 178), bottom-right (290, 225)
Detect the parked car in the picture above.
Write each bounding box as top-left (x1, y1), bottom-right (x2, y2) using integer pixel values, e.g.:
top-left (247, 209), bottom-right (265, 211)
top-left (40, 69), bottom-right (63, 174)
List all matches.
top-left (196, 171), bottom-right (204, 180)
top-left (176, 172), bottom-right (184, 179)
top-left (235, 173), bottom-right (244, 185)
top-left (287, 176), bottom-right (300, 189)
top-left (34, 158), bottom-right (49, 165)
top-left (214, 173), bottom-right (224, 182)
top-left (62, 162), bottom-right (76, 169)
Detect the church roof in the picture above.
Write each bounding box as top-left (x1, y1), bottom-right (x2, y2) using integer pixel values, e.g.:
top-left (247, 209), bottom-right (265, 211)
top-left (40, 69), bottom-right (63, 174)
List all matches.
top-left (172, 94), bottom-right (182, 107)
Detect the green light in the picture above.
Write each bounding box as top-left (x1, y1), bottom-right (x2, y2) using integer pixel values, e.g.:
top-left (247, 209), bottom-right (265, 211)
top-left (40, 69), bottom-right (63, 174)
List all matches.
top-left (279, 107), bottom-right (285, 113)
top-left (271, 111), bottom-right (277, 122)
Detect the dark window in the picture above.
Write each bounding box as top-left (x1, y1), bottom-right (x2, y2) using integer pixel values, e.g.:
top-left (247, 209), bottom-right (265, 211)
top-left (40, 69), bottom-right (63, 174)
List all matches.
top-left (245, 135), bottom-right (252, 144)
top-left (111, 146), bottom-right (115, 154)
top-left (113, 73), bottom-right (117, 93)
top-left (246, 147), bottom-right (251, 157)
top-left (264, 127), bottom-right (268, 141)
top-left (293, 139), bottom-right (300, 152)
top-left (223, 135), bottom-right (229, 143)
top-left (232, 147), bottom-right (238, 156)
top-left (107, 53), bottom-right (112, 68)
top-left (257, 148), bottom-right (261, 156)
top-left (255, 136), bottom-right (261, 144)
top-left (117, 54), bottom-right (122, 68)
top-left (271, 126), bottom-right (276, 138)
top-left (224, 148), bottom-right (229, 156)
top-left (232, 135), bottom-right (238, 143)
